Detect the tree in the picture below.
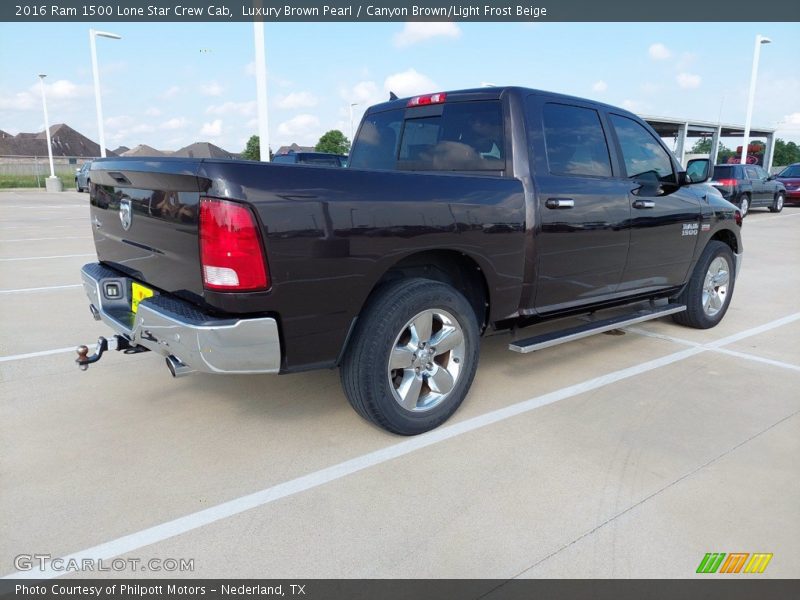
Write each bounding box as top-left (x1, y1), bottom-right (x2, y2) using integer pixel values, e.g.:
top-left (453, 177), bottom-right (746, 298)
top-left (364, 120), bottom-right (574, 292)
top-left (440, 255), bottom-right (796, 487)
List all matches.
top-left (316, 130), bottom-right (350, 155)
top-left (689, 138), bottom-right (734, 163)
top-left (241, 135), bottom-right (273, 161)
top-left (773, 139), bottom-right (800, 167)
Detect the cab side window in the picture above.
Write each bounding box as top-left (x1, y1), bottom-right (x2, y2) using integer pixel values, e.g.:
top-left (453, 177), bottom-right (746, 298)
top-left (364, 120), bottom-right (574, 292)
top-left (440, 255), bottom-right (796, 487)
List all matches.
top-left (609, 114), bottom-right (675, 183)
top-left (542, 103), bottom-right (612, 178)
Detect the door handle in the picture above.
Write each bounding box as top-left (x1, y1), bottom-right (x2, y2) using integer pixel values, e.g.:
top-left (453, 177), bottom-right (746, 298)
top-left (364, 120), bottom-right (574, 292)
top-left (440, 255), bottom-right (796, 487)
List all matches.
top-left (632, 200), bottom-right (655, 209)
top-left (545, 198), bottom-right (575, 209)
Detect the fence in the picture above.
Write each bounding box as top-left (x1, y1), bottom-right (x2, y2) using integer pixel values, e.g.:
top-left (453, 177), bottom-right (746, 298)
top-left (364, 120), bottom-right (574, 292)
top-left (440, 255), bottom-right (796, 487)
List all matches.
top-left (0, 155), bottom-right (92, 188)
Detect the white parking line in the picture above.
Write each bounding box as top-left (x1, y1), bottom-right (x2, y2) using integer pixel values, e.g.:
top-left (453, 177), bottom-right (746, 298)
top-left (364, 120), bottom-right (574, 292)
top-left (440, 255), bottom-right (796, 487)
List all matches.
top-left (0, 346), bottom-right (91, 363)
top-left (626, 325), bottom-right (800, 372)
top-left (0, 284), bottom-right (82, 295)
top-left (0, 236), bottom-right (91, 242)
top-left (0, 253), bottom-right (95, 262)
top-left (5, 311), bottom-right (798, 580)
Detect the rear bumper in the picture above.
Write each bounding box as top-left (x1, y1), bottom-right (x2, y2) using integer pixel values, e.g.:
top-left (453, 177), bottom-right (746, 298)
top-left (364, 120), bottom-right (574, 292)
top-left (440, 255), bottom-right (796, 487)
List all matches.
top-left (81, 263), bottom-right (281, 374)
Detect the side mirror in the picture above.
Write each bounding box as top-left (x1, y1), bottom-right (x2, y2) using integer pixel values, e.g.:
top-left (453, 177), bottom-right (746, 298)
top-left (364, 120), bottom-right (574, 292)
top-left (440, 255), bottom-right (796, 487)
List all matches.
top-left (685, 158), bottom-right (710, 184)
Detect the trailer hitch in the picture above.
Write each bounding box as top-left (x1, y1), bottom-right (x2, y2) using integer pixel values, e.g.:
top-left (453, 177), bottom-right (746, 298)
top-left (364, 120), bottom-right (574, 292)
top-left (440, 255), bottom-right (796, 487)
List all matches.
top-left (76, 335), bottom-right (149, 371)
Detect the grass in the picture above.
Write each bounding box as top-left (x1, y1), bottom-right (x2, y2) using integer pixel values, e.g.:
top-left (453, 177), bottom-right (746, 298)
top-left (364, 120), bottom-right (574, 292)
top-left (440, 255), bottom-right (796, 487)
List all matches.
top-left (0, 173), bottom-right (74, 189)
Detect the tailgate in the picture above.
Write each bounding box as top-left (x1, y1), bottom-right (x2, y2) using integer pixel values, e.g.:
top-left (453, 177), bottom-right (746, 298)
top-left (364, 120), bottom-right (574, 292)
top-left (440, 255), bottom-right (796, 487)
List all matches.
top-left (88, 158), bottom-right (207, 301)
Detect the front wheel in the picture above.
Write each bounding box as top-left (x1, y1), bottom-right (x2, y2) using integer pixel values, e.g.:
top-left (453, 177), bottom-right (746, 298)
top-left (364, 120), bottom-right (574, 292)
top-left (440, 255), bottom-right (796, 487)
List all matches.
top-left (673, 241), bottom-right (736, 329)
top-left (769, 192), bottom-right (785, 213)
top-left (340, 278), bottom-right (480, 435)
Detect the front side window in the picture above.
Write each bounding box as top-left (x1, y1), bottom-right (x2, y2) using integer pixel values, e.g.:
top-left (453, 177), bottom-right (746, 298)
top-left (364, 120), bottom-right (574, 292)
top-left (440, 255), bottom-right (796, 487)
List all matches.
top-left (542, 103), bottom-right (612, 177)
top-left (610, 114), bottom-right (675, 183)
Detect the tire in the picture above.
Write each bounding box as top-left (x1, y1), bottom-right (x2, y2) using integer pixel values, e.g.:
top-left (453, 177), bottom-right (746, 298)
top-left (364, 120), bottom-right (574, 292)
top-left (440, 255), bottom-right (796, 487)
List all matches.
top-left (75, 179), bottom-right (81, 192)
top-left (769, 192), bottom-right (785, 213)
top-left (340, 278), bottom-right (480, 435)
top-left (673, 241), bottom-right (736, 329)
top-left (738, 194), bottom-right (750, 217)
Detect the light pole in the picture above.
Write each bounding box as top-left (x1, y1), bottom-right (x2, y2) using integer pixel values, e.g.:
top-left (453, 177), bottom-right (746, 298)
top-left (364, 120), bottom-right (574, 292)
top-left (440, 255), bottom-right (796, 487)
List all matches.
top-left (740, 34), bottom-right (771, 165)
top-left (253, 21), bottom-right (270, 162)
top-left (89, 29), bottom-right (121, 158)
top-left (349, 102), bottom-right (359, 143)
top-left (38, 74), bottom-right (62, 192)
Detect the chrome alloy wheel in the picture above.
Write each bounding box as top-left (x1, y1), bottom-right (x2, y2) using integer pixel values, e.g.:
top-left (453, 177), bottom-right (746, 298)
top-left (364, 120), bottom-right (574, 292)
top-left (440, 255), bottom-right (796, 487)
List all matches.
top-left (777, 194), bottom-right (784, 210)
top-left (387, 308), bottom-right (466, 412)
top-left (702, 256), bottom-right (730, 317)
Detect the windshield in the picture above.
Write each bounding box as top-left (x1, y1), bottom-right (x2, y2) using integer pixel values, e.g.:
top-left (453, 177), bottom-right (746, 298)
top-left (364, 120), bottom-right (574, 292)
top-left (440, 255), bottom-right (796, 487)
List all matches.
top-left (778, 165), bottom-right (800, 178)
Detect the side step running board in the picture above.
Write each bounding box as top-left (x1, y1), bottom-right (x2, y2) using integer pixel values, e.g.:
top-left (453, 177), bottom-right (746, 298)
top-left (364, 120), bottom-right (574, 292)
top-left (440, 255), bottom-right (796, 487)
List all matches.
top-left (509, 303), bottom-right (686, 354)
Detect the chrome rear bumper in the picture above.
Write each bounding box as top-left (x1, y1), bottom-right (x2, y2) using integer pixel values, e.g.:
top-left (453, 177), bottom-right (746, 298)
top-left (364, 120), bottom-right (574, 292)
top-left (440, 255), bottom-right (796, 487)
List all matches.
top-left (81, 263), bottom-right (281, 375)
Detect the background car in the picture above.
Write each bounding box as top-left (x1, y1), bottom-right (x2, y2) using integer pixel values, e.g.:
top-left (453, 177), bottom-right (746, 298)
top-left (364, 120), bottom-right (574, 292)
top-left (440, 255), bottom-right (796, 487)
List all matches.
top-left (775, 163), bottom-right (800, 205)
top-left (709, 163), bottom-right (786, 216)
top-left (75, 161), bottom-right (92, 192)
top-left (271, 152), bottom-right (347, 167)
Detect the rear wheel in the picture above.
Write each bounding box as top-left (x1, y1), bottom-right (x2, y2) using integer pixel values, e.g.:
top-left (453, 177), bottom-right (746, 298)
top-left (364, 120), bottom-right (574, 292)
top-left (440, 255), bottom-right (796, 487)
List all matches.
top-left (340, 278), bottom-right (480, 435)
top-left (673, 241), bottom-right (736, 329)
top-left (769, 192), bottom-right (785, 213)
top-left (739, 194), bottom-right (750, 217)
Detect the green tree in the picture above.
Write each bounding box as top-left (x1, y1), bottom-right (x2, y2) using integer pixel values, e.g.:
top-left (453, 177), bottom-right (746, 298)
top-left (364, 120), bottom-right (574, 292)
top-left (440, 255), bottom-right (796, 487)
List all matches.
top-left (241, 135), bottom-right (273, 161)
top-left (690, 138), bottom-right (712, 154)
top-left (773, 139), bottom-right (800, 167)
top-left (316, 130), bottom-right (350, 155)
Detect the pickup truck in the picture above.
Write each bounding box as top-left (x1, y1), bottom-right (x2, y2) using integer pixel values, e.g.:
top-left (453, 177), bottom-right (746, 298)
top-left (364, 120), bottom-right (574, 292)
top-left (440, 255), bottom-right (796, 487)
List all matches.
top-left (76, 86), bottom-right (743, 435)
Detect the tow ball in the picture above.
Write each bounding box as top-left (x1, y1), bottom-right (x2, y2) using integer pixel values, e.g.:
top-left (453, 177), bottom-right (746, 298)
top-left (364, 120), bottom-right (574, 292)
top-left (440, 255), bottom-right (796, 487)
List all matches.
top-left (75, 335), bottom-right (148, 370)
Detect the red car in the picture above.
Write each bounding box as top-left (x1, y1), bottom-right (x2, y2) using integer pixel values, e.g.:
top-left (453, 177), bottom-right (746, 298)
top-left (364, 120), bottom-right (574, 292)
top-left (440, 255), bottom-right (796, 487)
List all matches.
top-left (776, 163), bottom-right (800, 205)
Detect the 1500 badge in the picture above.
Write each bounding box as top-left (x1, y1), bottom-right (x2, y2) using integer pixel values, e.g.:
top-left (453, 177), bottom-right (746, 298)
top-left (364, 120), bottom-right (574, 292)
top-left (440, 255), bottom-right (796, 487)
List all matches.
top-left (682, 223), bottom-right (699, 236)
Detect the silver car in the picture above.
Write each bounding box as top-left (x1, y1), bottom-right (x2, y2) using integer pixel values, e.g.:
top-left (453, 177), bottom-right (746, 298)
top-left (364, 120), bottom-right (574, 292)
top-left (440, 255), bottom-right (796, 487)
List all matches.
top-left (75, 162), bottom-right (92, 192)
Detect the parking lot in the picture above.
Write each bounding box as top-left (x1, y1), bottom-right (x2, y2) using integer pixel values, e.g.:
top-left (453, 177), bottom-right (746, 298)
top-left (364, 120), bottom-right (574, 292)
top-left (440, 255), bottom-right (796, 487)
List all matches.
top-left (1, 189), bottom-right (798, 579)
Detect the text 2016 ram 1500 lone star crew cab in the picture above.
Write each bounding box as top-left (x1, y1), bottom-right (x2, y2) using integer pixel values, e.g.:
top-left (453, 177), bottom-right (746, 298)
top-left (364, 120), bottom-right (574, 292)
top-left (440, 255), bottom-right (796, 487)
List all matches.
top-left (76, 86), bottom-right (743, 435)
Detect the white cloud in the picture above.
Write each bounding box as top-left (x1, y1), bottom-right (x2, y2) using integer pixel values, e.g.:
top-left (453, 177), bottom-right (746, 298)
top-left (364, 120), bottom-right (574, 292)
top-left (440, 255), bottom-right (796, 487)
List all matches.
top-left (384, 68), bottom-right (437, 98)
top-left (244, 62), bottom-right (255, 77)
top-left (648, 43), bottom-right (671, 60)
top-left (201, 119), bottom-right (223, 137)
top-left (676, 73), bottom-right (702, 89)
top-left (145, 107), bottom-right (162, 117)
top-left (205, 101), bottom-right (257, 117)
top-left (105, 115), bottom-right (135, 128)
top-left (622, 99), bottom-right (645, 112)
top-left (346, 80), bottom-right (381, 106)
top-left (393, 22), bottom-right (461, 47)
top-left (779, 112), bottom-right (800, 134)
top-left (592, 80), bottom-right (608, 93)
top-left (0, 79), bottom-right (93, 112)
top-left (200, 81), bottom-right (224, 97)
top-left (161, 86), bottom-right (181, 99)
top-left (276, 91), bottom-right (318, 109)
top-left (277, 114), bottom-right (320, 138)
top-left (161, 117), bottom-right (188, 130)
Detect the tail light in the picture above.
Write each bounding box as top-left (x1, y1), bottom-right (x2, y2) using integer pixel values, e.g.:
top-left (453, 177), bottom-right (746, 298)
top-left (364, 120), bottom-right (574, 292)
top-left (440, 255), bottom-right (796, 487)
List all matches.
top-left (407, 92), bottom-right (447, 107)
top-left (199, 197), bottom-right (269, 292)
top-left (716, 179), bottom-right (737, 187)
top-left (734, 210), bottom-right (742, 226)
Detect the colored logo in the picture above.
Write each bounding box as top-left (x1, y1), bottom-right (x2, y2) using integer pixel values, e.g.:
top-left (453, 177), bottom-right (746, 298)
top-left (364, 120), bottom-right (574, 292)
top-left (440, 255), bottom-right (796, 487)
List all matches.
top-left (696, 552), bottom-right (773, 574)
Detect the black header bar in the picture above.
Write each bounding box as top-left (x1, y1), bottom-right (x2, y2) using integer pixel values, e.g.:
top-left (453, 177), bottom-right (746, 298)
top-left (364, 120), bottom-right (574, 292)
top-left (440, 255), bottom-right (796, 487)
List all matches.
top-left (2, 0), bottom-right (798, 22)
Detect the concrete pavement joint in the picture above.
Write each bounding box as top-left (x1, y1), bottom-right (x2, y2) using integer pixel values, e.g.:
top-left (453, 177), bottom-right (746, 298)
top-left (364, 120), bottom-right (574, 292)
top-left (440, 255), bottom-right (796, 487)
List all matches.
top-left (3, 312), bottom-right (798, 579)
top-left (506, 408), bottom-right (800, 580)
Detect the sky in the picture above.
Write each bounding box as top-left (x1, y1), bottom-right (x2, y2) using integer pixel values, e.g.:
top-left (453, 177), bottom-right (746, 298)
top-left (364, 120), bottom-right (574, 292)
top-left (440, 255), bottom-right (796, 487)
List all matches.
top-left (1, 21), bottom-right (799, 155)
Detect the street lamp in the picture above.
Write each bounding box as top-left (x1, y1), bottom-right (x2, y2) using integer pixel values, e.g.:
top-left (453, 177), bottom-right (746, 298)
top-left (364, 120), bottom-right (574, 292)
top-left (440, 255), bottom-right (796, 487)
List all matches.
top-left (89, 29), bottom-right (121, 158)
top-left (349, 102), bottom-right (359, 143)
top-left (740, 34), bottom-right (771, 165)
top-left (253, 21), bottom-right (270, 162)
top-left (37, 74), bottom-right (62, 192)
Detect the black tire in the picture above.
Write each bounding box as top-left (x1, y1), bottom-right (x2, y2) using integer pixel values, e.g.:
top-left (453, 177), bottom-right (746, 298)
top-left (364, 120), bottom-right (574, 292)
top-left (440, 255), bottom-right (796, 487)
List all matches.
top-left (738, 193), bottom-right (750, 217)
top-left (769, 192), bottom-right (785, 213)
top-left (340, 278), bottom-right (480, 435)
top-left (75, 179), bottom-right (81, 192)
top-left (673, 241), bottom-right (736, 329)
